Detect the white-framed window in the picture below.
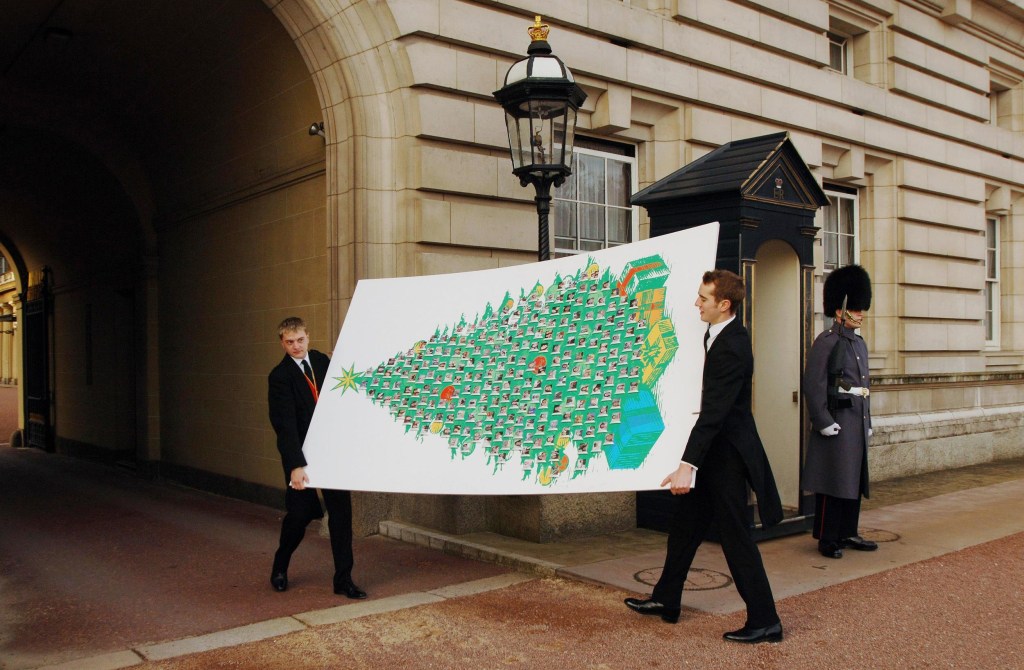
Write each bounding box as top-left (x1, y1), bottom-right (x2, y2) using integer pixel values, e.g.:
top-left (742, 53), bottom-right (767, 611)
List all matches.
top-left (822, 186), bottom-right (859, 273)
top-left (827, 31), bottom-right (850, 75)
top-left (985, 216), bottom-right (1000, 346)
top-left (552, 140), bottom-right (638, 257)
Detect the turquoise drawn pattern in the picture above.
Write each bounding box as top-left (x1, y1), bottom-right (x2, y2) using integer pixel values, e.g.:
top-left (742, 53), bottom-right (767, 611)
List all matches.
top-left (332, 255), bottom-right (678, 487)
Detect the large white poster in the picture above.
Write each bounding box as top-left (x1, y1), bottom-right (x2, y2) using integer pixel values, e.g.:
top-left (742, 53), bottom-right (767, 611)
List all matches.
top-left (304, 223), bottom-right (719, 494)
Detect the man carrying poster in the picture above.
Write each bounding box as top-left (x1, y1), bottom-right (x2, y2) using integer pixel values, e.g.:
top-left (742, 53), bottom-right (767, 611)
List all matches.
top-left (624, 270), bottom-right (784, 644)
top-left (268, 317), bottom-right (366, 600)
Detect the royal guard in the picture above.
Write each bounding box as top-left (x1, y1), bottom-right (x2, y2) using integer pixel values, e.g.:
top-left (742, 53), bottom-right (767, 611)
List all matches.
top-left (802, 265), bottom-right (877, 558)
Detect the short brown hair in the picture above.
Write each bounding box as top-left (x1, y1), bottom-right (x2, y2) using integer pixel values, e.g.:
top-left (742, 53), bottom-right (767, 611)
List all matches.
top-left (277, 316), bottom-right (307, 339)
top-left (702, 269), bottom-right (745, 314)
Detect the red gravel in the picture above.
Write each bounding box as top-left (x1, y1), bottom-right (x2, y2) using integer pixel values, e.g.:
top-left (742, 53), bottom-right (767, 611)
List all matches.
top-left (143, 532), bottom-right (1024, 670)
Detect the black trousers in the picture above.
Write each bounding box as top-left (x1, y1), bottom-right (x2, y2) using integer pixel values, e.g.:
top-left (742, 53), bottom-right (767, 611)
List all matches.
top-left (813, 493), bottom-right (861, 542)
top-left (652, 441), bottom-right (779, 628)
top-left (273, 487), bottom-right (354, 583)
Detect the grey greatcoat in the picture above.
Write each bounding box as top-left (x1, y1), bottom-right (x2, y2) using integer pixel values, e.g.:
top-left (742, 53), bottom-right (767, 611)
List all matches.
top-left (802, 322), bottom-right (871, 500)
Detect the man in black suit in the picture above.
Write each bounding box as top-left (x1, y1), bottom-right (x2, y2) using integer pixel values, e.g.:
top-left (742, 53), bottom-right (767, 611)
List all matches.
top-left (268, 316), bottom-right (365, 599)
top-left (625, 270), bottom-right (783, 643)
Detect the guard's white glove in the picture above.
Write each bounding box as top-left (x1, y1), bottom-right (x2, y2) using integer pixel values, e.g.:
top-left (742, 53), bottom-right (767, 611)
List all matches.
top-left (820, 423), bottom-right (841, 436)
top-left (868, 427), bottom-right (873, 438)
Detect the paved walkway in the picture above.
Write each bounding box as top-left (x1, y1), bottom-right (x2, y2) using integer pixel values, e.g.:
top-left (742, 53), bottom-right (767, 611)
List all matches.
top-left (1, 447), bottom-right (1022, 669)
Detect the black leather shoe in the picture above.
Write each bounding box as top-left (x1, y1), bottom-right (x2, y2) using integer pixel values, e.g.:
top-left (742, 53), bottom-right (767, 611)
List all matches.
top-left (624, 597), bottom-right (680, 624)
top-left (818, 541), bottom-right (843, 559)
top-left (842, 535), bottom-right (878, 551)
top-left (270, 571), bottom-right (288, 592)
top-left (723, 622), bottom-right (783, 644)
top-left (335, 581), bottom-right (367, 599)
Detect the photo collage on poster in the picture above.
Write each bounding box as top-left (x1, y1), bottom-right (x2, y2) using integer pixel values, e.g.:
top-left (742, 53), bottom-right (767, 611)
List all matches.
top-left (339, 255), bottom-right (680, 487)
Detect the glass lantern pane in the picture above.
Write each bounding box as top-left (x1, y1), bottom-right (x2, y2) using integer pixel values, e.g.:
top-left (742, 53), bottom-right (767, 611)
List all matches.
top-left (562, 107), bottom-right (578, 170)
top-left (526, 110), bottom-right (545, 167)
top-left (526, 99), bottom-right (570, 168)
top-left (506, 114), bottom-right (528, 171)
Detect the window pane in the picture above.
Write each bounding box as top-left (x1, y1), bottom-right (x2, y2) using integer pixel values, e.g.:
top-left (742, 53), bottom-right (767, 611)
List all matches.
top-left (824, 232), bottom-right (837, 268)
top-left (554, 200), bottom-right (576, 240)
top-left (822, 191), bottom-right (857, 272)
top-left (554, 172), bottom-right (577, 200)
top-left (824, 196), bottom-right (839, 233)
top-left (828, 33), bottom-right (847, 73)
top-left (829, 43), bottom-right (843, 72)
top-left (578, 154), bottom-right (605, 205)
top-left (607, 207), bottom-right (631, 243)
top-left (552, 145), bottom-right (635, 256)
top-left (606, 159), bottom-right (631, 207)
top-left (985, 284), bottom-right (994, 340)
top-left (839, 199), bottom-right (855, 235)
top-left (840, 235), bottom-right (853, 267)
top-left (988, 250), bottom-right (997, 278)
top-left (579, 204), bottom-right (605, 243)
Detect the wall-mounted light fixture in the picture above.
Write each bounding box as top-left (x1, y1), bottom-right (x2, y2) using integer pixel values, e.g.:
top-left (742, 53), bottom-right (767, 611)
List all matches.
top-left (308, 122), bottom-right (325, 138)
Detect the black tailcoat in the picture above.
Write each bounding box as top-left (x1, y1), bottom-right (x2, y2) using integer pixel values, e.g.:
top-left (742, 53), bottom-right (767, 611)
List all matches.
top-left (682, 318), bottom-right (783, 526)
top-left (268, 350), bottom-right (330, 480)
top-left (652, 317), bottom-right (782, 627)
top-left (267, 349), bottom-right (354, 581)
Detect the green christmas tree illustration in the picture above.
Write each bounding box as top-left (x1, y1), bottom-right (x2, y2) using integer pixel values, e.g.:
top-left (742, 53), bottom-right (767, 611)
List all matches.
top-left (333, 255), bottom-right (678, 487)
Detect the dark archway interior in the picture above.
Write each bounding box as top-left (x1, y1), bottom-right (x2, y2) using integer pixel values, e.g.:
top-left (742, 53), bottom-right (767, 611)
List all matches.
top-left (0, 1), bottom-right (324, 464)
top-left (2, 1), bottom-right (306, 219)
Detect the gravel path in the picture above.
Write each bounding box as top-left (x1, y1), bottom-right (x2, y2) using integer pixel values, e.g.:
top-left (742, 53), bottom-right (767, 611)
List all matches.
top-left (142, 531), bottom-right (1024, 670)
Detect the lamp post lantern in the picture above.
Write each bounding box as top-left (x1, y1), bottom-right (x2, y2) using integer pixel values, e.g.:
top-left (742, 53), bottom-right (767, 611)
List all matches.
top-left (494, 16), bottom-right (587, 261)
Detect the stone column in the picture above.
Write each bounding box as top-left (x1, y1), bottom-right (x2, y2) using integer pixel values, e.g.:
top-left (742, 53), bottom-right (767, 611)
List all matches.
top-left (1, 304), bottom-right (10, 383)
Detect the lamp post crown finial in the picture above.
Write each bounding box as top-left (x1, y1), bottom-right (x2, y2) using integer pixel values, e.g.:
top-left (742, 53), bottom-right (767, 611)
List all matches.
top-left (528, 15), bottom-right (549, 42)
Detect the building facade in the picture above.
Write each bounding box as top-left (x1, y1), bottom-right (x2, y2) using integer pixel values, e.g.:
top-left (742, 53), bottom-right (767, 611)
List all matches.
top-left (2, 0), bottom-right (1024, 541)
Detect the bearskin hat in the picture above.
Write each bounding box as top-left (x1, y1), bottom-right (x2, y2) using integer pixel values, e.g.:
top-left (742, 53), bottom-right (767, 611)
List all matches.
top-left (823, 264), bottom-right (871, 315)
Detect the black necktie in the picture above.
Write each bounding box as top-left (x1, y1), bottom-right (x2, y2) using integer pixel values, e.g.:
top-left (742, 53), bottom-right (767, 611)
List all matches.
top-left (301, 359), bottom-right (319, 401)
top-left (703, 328), bottom-right (710, 353)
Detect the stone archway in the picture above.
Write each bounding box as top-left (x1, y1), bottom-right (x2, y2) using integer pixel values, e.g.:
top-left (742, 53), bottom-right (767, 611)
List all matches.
top-left (0, 236), bottom-right (25, 447)
top-left (264, 0), bottom-right (417, 532)
top-left (267, 0), bottom-right (412, 333)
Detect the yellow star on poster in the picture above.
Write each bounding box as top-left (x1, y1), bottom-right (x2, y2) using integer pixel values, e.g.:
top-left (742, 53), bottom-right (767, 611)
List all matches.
top-left (332, 364), bottom-right (360, 395)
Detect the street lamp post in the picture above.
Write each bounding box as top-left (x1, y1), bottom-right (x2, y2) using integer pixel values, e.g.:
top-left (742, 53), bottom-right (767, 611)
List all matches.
top-left (494, 16), bottom-right (587, 262)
